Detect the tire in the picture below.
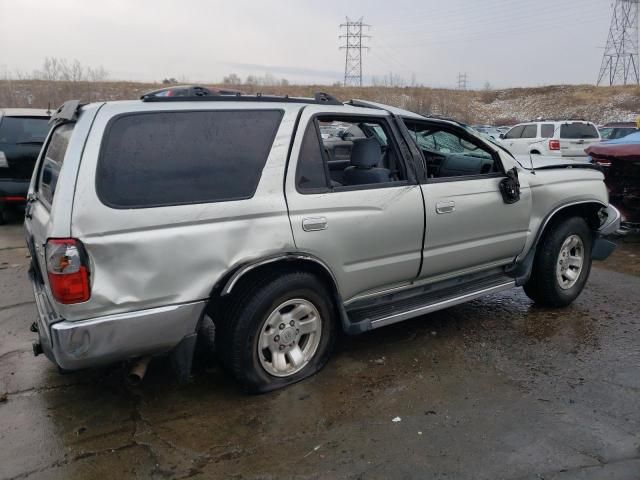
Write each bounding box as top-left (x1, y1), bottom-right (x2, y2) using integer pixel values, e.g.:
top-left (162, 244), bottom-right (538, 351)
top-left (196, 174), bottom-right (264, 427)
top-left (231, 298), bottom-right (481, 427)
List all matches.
top-left (524, 216), bottom-right (593, 307)
top-left (530, 150), bottom-right (541, 155)
top-left (217, 271), bottom-right (336, 393)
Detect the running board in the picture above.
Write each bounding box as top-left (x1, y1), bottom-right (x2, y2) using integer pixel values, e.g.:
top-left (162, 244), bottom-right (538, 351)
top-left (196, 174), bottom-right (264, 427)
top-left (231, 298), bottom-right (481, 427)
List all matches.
top-left (346, 277), bottom-right (516, 331)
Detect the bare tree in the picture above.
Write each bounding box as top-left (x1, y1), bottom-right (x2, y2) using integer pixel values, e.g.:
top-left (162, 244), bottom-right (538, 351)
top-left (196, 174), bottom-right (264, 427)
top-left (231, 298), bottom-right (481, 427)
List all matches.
top-left (223, 73), bottom-right (242, 85)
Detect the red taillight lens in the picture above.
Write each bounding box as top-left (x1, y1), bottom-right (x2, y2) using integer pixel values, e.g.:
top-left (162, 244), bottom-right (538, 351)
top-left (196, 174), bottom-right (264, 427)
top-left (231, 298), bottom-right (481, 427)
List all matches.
top-left (549, 140), bottom-right (560, 151)
top-left (45, 239), bottom-right (90, 304)
top-left (1, 196), bottom-right (26, 202)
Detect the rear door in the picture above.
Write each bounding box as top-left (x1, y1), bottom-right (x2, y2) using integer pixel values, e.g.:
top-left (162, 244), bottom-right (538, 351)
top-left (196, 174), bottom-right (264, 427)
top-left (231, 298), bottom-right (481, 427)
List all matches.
top-left (285, 106), bottom-right (426, 301)
top-left (25, 104), bottom-right (103, 292)
top-left (559, 122), bottom-right (600, 157)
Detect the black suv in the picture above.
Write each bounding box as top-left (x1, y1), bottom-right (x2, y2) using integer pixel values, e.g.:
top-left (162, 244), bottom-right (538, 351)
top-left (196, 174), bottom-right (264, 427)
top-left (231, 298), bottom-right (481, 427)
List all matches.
top-left (0, 108), bottom-right (51, 222)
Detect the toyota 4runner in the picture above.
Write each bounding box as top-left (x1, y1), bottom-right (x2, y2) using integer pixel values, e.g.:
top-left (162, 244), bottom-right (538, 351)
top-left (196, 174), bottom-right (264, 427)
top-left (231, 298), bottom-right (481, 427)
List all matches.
top-left (25, 92), bottom-right (620, 392)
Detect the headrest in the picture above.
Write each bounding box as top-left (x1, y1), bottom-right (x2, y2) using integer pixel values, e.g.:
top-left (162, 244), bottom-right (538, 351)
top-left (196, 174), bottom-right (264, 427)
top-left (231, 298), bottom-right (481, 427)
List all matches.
top-left (350, 137), bottom-right (382, 168)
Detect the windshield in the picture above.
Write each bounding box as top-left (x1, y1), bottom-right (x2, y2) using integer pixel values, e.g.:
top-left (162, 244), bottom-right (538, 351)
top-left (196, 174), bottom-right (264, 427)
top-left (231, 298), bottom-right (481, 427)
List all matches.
top-left (0, 116), bottom-right (50, 144)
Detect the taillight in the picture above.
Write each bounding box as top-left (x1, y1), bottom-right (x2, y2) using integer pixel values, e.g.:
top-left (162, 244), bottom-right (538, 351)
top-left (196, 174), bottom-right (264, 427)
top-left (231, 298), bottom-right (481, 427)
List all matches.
top-left (549, 140), bottom-right (560, 151)
top-left (45, 238), bottom-right (90, 304)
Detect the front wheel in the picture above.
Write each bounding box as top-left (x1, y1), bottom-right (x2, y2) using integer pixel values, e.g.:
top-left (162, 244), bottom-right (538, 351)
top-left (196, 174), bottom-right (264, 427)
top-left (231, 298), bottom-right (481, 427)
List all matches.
top-left (523, 216), bottom-right (593, 307)
top-left (217, 272), bottom-right (336, 393)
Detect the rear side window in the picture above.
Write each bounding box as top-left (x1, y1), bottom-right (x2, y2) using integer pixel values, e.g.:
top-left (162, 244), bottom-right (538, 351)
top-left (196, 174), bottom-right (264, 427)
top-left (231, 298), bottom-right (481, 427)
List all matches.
top-left (560, 123), bottom-right (599, 139)
top-left (541, 124), bottom-right (555, 138)
top-left (97, 110), bottom-right (283, 208)
top-left (521, 125), bottom-right (537, 139)
top-left (38, 123), bottom-right (74, 206)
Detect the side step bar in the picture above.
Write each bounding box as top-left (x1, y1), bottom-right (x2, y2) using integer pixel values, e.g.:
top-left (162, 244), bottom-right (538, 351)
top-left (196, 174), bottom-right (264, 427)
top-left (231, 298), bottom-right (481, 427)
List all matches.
top-left (369, 281), bottom-right (514, 329)
top-left (345, 275), bottom-right (516, 332)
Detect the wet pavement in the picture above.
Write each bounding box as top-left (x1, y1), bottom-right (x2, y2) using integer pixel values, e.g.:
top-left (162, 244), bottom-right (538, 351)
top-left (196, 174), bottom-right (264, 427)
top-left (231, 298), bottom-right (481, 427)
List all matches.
top-left (0, 222), bottom-right (639, 480)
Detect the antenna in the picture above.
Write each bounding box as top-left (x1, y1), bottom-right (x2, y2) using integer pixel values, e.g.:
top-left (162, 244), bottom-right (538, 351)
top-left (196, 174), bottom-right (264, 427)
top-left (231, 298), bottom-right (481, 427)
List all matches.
top-left (597, 0), bottom-right (640, 85)
top-left (339, 17), bottom-right (371, 87)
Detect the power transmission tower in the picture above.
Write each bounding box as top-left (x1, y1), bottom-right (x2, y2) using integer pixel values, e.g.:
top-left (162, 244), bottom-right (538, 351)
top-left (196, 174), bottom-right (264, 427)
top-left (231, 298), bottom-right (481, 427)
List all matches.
top-left (457, 73), bottom-right (468, 90)
top-left (597, 0), bottom-right (639, 86)
top-left (339, 17), bottom-right (370, 87)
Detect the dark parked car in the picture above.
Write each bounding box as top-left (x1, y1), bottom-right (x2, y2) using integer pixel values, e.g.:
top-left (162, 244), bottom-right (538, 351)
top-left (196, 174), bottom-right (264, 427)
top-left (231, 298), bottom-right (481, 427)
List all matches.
top-left (0, 108), bottom-right (51, 222)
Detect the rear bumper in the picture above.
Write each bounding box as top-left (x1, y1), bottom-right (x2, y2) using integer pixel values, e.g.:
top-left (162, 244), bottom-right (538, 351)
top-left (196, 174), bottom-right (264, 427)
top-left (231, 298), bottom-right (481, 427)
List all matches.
top-left (31, 276), bottom-right (205, 370)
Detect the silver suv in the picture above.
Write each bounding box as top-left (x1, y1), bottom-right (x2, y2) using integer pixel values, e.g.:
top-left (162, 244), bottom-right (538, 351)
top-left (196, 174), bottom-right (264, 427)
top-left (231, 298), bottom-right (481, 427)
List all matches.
top-left (25, 93), bottom-right (620, 392)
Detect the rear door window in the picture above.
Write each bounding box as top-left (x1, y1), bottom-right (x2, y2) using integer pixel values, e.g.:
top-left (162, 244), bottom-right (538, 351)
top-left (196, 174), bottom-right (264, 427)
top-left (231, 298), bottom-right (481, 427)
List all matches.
top-left (97, 110), bottom-right (283, 208)
top-left (38, 123), bottom-right (74, 206)
top-left (560, 123), bottom-right (599, 139)
top-left (521, 125), bottom-right (538, 139)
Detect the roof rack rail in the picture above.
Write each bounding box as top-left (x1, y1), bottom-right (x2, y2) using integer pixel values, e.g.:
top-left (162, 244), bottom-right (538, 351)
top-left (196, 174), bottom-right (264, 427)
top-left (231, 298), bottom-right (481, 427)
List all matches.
top-left (140, 86), bottom-right (343, 106)
top-left (526, 118), bottom-right (589, 123)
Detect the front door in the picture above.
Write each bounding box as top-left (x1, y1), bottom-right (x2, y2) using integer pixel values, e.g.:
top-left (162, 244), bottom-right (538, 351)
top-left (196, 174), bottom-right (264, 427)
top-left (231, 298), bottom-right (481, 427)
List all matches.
top-left (285, 107), bottom-right (425, 301)
top-left (403, 120), bottom-right (531, 280)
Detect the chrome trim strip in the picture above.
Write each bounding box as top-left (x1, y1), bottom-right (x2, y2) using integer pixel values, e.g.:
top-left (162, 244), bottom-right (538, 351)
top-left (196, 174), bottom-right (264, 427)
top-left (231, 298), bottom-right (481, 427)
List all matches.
top-left (369, 281), bottom-right (515, 329)
top-left (222, 253), bottom-right (338, 295)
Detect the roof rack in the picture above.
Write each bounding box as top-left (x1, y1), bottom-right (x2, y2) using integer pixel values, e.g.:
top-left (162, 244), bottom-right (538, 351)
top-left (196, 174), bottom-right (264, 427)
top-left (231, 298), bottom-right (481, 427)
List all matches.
top-left (140, 87), bottom-right (343, 106)
top-left (526, 118), bottom-right (589, 123)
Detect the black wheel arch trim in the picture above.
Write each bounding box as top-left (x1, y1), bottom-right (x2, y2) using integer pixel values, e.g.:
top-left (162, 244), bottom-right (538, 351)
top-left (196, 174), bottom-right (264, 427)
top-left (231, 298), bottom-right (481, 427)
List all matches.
top-left (216, 253), bottom-right (355, 334)
top-left (510, 199), bottom-right (607, 286)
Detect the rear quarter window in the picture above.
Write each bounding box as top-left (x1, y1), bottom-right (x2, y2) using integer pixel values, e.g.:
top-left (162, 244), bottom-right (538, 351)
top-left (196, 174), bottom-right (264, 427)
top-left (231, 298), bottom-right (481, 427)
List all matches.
top-left (560, 123), bottom-right (599, 139)
top-left (96, 110), bottom-right (283, 208)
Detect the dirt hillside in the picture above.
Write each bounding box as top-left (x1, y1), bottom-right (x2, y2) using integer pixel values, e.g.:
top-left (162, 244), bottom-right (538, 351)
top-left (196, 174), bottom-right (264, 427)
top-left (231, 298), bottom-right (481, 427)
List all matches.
top-left (1, 79), bottom-right (638, 125)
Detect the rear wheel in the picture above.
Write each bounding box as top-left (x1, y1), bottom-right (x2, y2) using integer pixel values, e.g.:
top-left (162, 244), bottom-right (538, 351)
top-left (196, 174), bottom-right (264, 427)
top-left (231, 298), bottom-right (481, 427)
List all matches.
top-left (524, 216), bottom-right (593, 307)
top-left (217, 271), bottom-right (336, 393)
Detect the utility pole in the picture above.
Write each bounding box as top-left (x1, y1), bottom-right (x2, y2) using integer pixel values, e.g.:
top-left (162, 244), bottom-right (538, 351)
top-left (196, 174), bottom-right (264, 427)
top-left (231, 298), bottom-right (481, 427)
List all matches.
top-left (597, 0), bottom-right (639, 86)
top-left (457, 73), bottom-right (468, 90)
top-left (339, 17), bottom-right (370, 87)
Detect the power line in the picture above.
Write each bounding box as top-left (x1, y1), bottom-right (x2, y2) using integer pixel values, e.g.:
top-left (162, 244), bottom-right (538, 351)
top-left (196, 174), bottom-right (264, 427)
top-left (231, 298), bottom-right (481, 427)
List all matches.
top-left (597, 0), bottom-right (639, 85)
top-left (339, 17), bottom-right (370, 87)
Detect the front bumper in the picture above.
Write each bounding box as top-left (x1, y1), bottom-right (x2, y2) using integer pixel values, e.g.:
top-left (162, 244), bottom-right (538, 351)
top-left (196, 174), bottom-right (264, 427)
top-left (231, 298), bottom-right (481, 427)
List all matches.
top-left (31, 276), bottom-right (205, 370)
top-left (591, 205), bottom-right (622, 261)
top-left (598, 205), bottom-right (622, 236)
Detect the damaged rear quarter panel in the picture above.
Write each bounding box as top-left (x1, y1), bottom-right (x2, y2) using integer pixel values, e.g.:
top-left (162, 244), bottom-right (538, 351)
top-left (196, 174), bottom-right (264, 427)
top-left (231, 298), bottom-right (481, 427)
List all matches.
top-left (62, 102), bottom-right (300, 321)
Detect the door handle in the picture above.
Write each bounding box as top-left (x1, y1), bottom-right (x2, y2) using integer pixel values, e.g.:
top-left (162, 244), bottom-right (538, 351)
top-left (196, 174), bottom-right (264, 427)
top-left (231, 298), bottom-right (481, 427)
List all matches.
top-left (436, 201), bottom-right (456, 214)
top-left (302, 217), bottom-right (328, 232)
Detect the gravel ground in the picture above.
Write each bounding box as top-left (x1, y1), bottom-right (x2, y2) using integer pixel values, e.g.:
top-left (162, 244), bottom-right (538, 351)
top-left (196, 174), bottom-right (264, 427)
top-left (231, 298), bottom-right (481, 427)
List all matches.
top-left (0, 222), bottom-right (639, 480)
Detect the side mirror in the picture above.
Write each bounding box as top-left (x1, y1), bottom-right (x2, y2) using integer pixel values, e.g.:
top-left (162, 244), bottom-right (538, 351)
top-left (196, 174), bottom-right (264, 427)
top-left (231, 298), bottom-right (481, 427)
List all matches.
top-left (499, 167), bottom-right (521, 204)
top-left (499, 133), bottom-right (505, 139)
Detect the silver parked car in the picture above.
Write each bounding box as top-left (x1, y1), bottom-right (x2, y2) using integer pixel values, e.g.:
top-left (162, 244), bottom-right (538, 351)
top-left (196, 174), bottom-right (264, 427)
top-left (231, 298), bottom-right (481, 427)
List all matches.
top-left (26, 92), bottom-right (620, 392)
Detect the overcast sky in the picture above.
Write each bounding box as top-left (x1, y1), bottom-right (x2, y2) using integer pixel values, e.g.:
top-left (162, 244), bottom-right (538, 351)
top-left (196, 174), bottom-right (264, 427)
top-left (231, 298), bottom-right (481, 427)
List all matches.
top-left (0, 0), bottom-right (614, 88)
